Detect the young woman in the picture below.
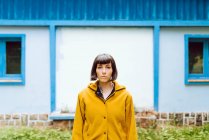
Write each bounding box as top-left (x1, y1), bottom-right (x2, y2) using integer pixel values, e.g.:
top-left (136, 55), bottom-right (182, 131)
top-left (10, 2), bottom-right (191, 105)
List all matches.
top-left (72, 53), bottom-right (138, 140)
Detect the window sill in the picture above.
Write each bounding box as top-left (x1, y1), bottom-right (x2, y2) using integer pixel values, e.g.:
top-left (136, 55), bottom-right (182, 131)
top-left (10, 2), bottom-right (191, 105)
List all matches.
top-left (0, 77), bottom-right (24, 85)
top-left (188, 79), bottom-right (209, 82)
top-left (0, 79), bottom-right (22, 82)
top-left (186, 78), bottom-right (209, 85)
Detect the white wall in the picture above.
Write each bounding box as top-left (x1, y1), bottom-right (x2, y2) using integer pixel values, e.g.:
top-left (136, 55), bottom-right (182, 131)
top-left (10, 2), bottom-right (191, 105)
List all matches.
top-left (0, 27), bottom-right (50, 113)
top-left (160, 27), bottom-right (209, 112)
top-left (56, 27), bottom-right (153, 112)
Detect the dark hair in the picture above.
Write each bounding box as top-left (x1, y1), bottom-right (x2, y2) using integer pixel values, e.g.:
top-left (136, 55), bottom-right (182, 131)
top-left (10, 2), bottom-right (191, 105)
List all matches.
top-left (91, 53), bottom-right (118, 81)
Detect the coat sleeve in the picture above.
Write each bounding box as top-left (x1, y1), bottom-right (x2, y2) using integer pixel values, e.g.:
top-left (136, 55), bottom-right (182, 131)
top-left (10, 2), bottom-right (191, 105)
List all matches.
top-left (72, 94), bottom-right (85, 140)
top-left (125, 94), bottom-right (138, 140)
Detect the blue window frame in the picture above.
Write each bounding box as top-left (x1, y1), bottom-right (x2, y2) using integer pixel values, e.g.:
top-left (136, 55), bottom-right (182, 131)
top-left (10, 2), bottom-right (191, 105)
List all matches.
top-left (185, 34), bottom-right (209, 84)
top-left (0, 34), bottom-right (25, 85)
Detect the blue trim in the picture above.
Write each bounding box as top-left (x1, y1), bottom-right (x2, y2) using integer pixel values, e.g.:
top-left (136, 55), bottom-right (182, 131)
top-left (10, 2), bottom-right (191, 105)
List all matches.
top-left (204, 41), bottom-right (208, 77)
top-left (1, 41), bottom-right (6, 76)
top-left (50, 25), bottom-right (56, 112)
top-left (0, 34), bottom-right (25, 38)
top-left (185, 35), bottom-right (189, 84)
top-left (0, 34), bottom-right (25, 85)
top-left (185, 34), bottom-right (209, 85)
top-left (49, 113), bottom-right (75, 121)
top-left (21, 35), bottom-right (26, 85)
top-left (0, 41), bottom-right (3, 77)
top-left (205, 41), bottom-right (209, 77)
top-left (154, 26), bottom-right (160, 111)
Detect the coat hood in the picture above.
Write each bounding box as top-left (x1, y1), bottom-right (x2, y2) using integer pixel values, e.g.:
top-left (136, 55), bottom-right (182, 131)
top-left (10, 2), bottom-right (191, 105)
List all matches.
top-left (88, 80), bottom-right (126, 91)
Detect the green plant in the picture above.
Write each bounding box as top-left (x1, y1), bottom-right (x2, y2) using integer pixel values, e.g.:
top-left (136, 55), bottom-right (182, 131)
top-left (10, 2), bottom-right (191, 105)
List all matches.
top-left (0, 127), bottom-right (71, 140)
top-left (2, 124), bottom-right (209, 140)
top-left (138, 124), bottom-right (209, 140)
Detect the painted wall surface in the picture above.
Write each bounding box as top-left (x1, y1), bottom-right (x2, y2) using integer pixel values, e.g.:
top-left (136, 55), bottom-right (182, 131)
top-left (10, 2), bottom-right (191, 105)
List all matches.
top-left (160, 27), bottom-right (209, 112)
top-left (0, 27), bottom-right (50, 113)
top-left (56, 27), bottom-right (153, 112)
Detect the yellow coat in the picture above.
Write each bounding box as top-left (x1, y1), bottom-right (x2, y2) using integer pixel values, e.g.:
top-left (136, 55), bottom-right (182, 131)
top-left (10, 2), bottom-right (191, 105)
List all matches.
top-left (72, 81), bottom-right (138, 140)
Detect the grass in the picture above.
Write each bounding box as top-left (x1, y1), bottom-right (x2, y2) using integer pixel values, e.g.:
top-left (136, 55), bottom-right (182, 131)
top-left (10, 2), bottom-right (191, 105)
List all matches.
top-left (1, 124), bottom-right (209, 140)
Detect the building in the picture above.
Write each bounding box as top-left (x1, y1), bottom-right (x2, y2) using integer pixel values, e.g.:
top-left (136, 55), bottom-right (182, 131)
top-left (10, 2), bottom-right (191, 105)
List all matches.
top-left (0, 0), bottom-right (209, 127)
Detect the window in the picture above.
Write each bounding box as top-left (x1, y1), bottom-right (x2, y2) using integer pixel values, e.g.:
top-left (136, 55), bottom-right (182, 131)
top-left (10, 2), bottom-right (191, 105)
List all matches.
top-left (0, 34), bottom-right (25, 85)
top-left (185, 35), bottom-right (209, 84)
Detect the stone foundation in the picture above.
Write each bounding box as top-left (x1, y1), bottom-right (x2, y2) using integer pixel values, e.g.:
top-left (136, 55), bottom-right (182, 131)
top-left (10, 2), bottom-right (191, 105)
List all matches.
top-left (1, 111), bottom-right (209, 130)
top-left (0, 114), bottom-right (51, 127)
top-left (51, 120), bottom-right (73, 130)
top-left (0, 113), bottom-right (74, 130)
top-left (136, 110), bottom-right (209, 128)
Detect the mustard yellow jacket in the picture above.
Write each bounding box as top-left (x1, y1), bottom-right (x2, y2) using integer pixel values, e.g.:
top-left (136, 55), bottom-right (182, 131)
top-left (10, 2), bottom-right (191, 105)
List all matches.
top-left (72, 81), bottom-right (138, 140)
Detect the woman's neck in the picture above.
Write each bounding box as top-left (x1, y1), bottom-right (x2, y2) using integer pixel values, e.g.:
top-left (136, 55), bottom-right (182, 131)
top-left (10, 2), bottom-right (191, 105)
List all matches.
top-left (98, 81), bottom-right (113, 93)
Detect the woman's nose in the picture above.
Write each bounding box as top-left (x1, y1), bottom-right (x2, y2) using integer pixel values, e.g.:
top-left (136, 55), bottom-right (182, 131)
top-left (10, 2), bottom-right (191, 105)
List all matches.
top-left (102, 68), bottom-right (106, 73)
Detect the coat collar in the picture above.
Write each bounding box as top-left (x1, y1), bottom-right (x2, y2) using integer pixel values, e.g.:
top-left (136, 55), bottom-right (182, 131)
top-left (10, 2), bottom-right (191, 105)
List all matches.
top-left (88, 80), bottom-right (126, 91)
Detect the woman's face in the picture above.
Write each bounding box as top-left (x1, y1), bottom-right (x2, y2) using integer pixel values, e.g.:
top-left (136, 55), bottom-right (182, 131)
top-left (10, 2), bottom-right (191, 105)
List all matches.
top-left (96, 62), bottom-right (113, 83)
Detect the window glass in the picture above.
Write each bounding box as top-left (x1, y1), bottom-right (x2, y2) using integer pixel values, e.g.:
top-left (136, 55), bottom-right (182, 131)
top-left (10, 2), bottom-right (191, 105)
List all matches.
top-left (6, 41), bottom-right (21, 74)
top-left (189, 42), bottom-right (203, 74)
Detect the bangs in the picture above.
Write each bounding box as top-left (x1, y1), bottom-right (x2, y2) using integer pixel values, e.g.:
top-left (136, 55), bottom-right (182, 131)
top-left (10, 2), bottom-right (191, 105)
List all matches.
top-left (95, 55), bottom-right (112, 64)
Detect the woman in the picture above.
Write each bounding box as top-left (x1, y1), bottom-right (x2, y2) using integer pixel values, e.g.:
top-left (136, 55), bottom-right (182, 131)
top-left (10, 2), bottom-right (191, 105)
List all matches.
top-left (72, 53), bottom-right (138, 140)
